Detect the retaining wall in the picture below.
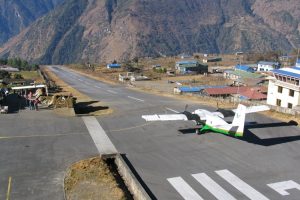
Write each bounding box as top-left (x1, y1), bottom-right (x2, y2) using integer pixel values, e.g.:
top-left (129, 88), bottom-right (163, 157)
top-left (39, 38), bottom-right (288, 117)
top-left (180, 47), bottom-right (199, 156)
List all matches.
top-left (115, 154), bottom-right (152, 200)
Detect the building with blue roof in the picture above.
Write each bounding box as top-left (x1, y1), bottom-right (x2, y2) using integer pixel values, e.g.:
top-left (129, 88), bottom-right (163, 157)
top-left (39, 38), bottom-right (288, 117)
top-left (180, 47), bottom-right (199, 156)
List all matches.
top-left (257, 61), bottom-right (280, 72)
top-left (174, 85), bottom-right (227, 94)
top-left (267, 66), bottom-right (300, 109)
top-left (107, 63), bottom-right (121, 69)
top-left (235, 64), bottom-right (255, 73)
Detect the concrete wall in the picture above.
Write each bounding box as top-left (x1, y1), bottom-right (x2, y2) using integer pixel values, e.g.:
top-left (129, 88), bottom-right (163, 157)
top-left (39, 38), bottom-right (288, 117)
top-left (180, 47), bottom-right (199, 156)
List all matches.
top-left (267, 80), bottom-right (300, 108)
top-left (115, 154), bottom-right (152, 200)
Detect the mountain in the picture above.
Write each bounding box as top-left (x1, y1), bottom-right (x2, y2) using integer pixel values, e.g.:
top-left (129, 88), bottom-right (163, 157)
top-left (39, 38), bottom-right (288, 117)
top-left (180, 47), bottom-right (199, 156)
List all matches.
top-left (0, 0), bottom-right (299, 64)
top-left (0, 0), bottom-right (65, 45)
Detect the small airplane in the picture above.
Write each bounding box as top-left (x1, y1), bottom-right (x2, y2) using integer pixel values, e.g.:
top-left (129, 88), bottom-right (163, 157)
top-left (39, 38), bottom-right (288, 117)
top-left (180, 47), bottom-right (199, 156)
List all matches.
top-left (142, 104), bottom-right (270, 137)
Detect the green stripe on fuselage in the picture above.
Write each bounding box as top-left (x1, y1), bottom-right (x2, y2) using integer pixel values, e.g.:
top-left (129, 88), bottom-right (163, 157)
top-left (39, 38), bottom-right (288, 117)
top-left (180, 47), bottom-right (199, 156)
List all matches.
top-left (200, 124), bottom-right (243, 137)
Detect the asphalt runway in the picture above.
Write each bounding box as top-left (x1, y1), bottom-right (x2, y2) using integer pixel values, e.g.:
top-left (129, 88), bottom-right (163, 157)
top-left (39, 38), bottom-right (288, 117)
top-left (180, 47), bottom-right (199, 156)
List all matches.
top-left (50, 66), bottom-right (300, 200)
top-left (0, 109), bottom-right (99, 200)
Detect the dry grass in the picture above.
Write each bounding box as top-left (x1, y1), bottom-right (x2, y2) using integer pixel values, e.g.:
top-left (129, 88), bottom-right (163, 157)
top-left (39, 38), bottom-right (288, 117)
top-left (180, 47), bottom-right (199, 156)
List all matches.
top-left (12, 71), bottom-right (44, 83)
top-left (64, 157), bottom-right (128, 200)
top-left (67, 64), bottom-right (119, 85)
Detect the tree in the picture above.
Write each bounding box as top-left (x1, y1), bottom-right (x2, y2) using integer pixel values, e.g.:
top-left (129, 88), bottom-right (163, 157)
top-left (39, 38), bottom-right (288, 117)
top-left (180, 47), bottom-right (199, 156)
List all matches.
top-left (0, 71), bottom-right (11, 79)
top-left (13, 73), bottom-right (24, 79)
top-left (0, 59), bottom-right (7, 65)
top-left (133, 57), bottom-right (139, 66)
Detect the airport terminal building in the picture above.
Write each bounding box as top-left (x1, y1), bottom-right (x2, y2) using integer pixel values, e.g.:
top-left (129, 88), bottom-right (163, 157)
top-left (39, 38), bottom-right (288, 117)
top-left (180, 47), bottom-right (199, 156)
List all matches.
top-left (267, 66), bottom-right (300, 109)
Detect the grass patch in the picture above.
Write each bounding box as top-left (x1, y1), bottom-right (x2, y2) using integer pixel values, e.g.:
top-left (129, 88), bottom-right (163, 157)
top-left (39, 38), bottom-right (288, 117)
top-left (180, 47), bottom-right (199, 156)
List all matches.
top-left (64, 157), bottom-right (132, 200)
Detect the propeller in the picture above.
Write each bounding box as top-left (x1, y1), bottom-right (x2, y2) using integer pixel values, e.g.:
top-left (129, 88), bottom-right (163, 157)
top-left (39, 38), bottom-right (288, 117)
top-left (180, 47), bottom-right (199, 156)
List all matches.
top-left (184, 104), bottom-right (189, 112)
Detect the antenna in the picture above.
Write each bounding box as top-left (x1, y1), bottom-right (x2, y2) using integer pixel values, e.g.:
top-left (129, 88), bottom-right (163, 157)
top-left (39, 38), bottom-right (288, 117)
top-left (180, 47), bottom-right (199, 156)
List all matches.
top-left (297, 48), bottom-right (299, 65)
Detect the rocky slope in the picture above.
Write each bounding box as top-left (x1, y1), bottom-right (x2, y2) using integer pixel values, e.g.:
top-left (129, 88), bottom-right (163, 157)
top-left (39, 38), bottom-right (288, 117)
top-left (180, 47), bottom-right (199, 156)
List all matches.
top-left (0, 0), bottom-right (299, 64)
top-left (0, 0), bottom-right (64, 45)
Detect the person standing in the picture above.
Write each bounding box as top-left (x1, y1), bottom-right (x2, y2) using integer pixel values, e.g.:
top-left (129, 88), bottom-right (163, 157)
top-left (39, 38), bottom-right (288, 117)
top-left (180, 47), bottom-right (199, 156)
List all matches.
top-left (27, 91), bottom-right (33, 110)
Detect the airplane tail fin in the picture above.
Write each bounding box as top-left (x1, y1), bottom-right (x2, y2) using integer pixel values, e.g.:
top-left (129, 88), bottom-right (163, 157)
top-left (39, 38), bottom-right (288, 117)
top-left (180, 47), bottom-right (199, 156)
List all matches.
top-left (230, 104), bottom-right (247, 136)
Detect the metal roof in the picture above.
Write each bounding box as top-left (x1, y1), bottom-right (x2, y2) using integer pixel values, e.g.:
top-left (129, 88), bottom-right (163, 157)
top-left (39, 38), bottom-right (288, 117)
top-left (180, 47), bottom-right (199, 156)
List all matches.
top-left (176, 60), bottom-right (198, 65)
top-left (235, 65), bottom-right (255, 72)
top-left (178, 85), bottom-right (226, 92)
top-left (225, 70), bottom-right (264, 79)
top-left (258, 61), bottom-right (279, 65)
top-left (239, 90), bottom-right (267, 100)
top-left (107, 63), bottom-right (121, 67)
top-left (272, 67), bottom-right (300, 79)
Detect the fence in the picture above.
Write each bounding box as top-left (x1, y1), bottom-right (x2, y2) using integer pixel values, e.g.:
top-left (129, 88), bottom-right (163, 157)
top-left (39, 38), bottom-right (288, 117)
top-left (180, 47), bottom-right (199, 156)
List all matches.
top-left (182, 93), bottom-right (300, 116)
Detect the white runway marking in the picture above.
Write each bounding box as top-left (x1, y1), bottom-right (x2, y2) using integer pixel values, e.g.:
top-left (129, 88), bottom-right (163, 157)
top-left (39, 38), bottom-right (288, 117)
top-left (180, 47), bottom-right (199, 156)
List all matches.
top-left (128, 96), bottom-right (144, 102)
top-left (107, 90), bottom-right (117, 94)
top-left (95, 86), bottom-right (102, 89)
top-left (78, 78), bottom-right (83, 81)
top-left (192, 173), bottom-right (237, 200)
top-left (167, 177), bottom-right (204, 200)
top-left (267, 180), bottom-right (300, 196)
top-left (82, 116), bottom-right (118, 155)
top-left (166, 107), bottom-right (180, 113)
top-left (216, 170), bottom-right (270, 200)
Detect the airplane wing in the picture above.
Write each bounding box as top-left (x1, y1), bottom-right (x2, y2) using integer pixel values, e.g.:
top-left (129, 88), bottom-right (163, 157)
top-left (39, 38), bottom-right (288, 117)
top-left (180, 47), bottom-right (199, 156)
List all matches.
top-left (142, 114), bottom-right (188, 121)
top-left (233, 105), bottom-right (270, 114)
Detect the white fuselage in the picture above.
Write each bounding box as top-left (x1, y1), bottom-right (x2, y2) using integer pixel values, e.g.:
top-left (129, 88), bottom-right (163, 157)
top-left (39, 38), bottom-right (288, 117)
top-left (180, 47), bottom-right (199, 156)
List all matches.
top-left (193, 109), bottom-right (224, 121)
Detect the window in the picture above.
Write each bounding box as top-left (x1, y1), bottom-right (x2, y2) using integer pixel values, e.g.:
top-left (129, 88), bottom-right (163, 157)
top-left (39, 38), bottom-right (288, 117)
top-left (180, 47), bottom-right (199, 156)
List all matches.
top-left (278, 86), bottom-right (283, 93)
top-left (276, 99), bottom-right (281, 106)
top-left (288, 103), bottom-right (293, 109)
top-left (283, 77), bottom-right (287, 82)
top-left (289, 89), bottom-right (294, 97)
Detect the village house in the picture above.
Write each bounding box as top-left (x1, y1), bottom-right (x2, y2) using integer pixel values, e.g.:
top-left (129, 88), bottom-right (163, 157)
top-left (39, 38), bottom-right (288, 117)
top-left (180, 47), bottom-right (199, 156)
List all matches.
top-left (267, 66), bottom-right (300, 109)
top-left (175, 60), bottom-right (208, 74)
top-left (235, 64), bottom-right (256, 73)
top-left (107, 63), bottom-right (121, 69)
top-left (202, 86), bottom-right (267, 100)
top-left (257, 61), bottom-right (280, 72)
top-left (223, 69), bottom-right (264, 86)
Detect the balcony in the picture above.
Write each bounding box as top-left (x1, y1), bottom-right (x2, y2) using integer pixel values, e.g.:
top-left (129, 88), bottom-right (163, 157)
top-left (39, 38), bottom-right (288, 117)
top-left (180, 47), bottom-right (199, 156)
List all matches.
top-left (274, 80), bottom-right (300, 91)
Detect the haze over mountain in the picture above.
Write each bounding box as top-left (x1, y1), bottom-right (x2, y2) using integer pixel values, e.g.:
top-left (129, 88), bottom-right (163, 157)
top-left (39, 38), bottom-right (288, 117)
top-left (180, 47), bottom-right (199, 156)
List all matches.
top-left (0, 0), bottom-right (64, 45)
top-left (0, 0), bottom-right (299, 64)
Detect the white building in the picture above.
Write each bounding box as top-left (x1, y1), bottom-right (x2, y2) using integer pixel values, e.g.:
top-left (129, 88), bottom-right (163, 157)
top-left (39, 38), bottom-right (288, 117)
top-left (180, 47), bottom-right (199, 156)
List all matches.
top-left (257, 61), bottom-right (280, 72)
top-left (267, 66), bottom-right (300, 109)
top-left (296, 59), bottom-right (300, 67)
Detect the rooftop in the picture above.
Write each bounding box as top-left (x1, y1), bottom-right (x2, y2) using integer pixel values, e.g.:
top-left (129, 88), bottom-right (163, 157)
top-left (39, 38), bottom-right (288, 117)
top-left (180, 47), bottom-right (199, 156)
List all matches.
top-left (258, 61), bottom-right (279, 65)
top-left (107, 63), bottom-right (121, 67)
top-left (176, 60), bottom-right (198, 65)
top-left (235, 65), bottom-right (255, 72)
top-left (178, 85), bottom-right (227, 92)
top-left (204, 87), bottom-right (248, 95)
top-left (204, 86), bottom-right (267, 97)
top-left (225, 70), bottom-right (264, 79)
top-left (272, 67), bottom-right (300, 79)
top-left (239, 89), bottom-right (267, 100)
